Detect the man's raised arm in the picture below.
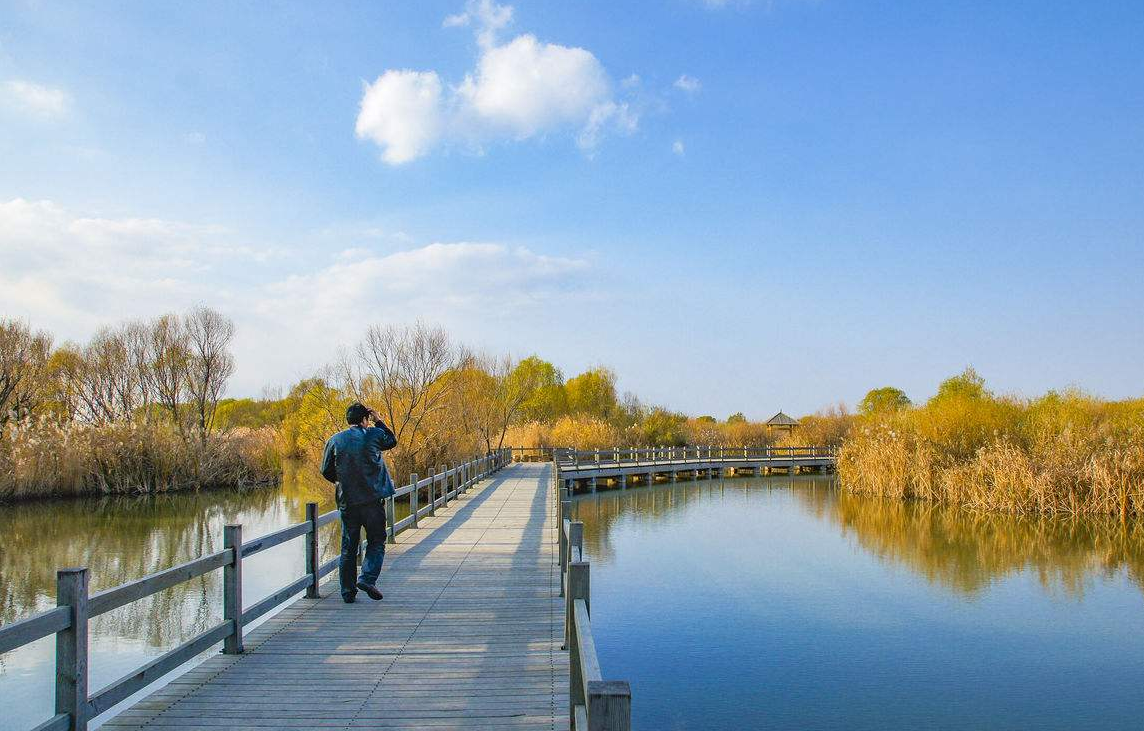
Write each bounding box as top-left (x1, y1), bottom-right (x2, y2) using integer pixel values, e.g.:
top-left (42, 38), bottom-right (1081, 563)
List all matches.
top-left (369, 410), bottom-right (397, 451)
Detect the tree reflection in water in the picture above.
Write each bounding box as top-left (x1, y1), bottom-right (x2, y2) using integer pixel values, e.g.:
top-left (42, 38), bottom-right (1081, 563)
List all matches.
top-left (571, 475), bottom-right (1144, 598)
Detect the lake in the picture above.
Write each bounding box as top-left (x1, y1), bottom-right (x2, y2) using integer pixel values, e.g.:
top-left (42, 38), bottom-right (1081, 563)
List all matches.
top-left (2, 468), bottom-right (1142, 730)
top-left (0, 463), bottom-right (352, 730)
top-left (573, 474), bottom-right (1144, 730)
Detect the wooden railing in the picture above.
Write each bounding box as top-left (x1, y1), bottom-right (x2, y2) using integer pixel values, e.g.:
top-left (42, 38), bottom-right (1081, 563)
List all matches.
top-left (511, 446), bottom-right (557, 462)
top-left (0, 448), bottom-right (512, 731)
top-left (555, 444), bottom-right (836, 468)
top-left (557, 489), bottom-right (632, 729)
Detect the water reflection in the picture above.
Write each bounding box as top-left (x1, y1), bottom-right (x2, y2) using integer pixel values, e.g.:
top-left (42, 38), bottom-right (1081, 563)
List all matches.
top-left (572, 475), bottom-right (1144, 731)
top-left (796, 483), bottom-right (1144, 598)
top-left (0, 462), bottom-right (381, 729)
top-left (573, 475), bottom-right (1144, 598)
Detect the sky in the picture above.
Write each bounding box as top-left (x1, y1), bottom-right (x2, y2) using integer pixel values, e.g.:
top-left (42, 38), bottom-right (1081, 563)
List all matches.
top-left (1, 0), bottom-right (1142, 418)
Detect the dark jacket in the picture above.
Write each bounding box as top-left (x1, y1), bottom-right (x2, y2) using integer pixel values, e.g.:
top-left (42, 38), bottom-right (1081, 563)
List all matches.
top-left (320, 423), bottom-right (398, 510)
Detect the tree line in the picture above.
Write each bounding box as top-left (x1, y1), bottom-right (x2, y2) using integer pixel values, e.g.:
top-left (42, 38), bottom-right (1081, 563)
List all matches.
top-left (1, 307), bottom-right (235, 441)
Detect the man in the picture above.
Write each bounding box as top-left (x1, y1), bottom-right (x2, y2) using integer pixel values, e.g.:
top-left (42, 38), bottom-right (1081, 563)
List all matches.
top-left (320, 402), bottom-right (398, 603)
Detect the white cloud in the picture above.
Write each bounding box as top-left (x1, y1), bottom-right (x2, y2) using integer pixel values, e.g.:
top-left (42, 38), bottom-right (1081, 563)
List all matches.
top-left (356, 70), bottom-right (444, 165)
top-left (443, 0), bottom-right (513, 48)
top-left (265, 242), bottom-right (589, 326)
top-left (672, 139), bottom-right (685, 156)
top-left (577, 101), bottom-right (638, 150)
top-left (356, 2), bottom-right (637, 164)
top-left (0, 198), bottom-right (259, 335)
top-left (458, 34), bottom-right (612, 139)
top-left (0, 197), bottom-right (599, 394)
top-left (1, 79), bottom-right (71, 118)
top-left (184, 131), bottom-right (207, 145)
top-left (674, 75), bottom-right (701, 94)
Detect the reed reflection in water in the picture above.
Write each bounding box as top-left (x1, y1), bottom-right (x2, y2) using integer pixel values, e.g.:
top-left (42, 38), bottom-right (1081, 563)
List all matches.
top-left (572, 475), bottom-right (1144, 731)
top-left (0, 461), bottom-right (418, 730)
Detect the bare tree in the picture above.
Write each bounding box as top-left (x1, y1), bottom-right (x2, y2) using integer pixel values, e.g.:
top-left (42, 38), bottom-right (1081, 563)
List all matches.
top-left (71, 325), bottom-right (153, 423)
top-left (149, 314), bottom-right (190, 431)
top-left (0, 319), bottom-right (52, 432)
top-left (183, 307), bottom-right (235, 441)
top-left (344, 322), bottom-right (458, 469)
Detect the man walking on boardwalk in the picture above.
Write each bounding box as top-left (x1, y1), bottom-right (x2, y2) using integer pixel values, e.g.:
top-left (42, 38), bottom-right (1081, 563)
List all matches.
top-left (320, 402), bottom-right (398, 603)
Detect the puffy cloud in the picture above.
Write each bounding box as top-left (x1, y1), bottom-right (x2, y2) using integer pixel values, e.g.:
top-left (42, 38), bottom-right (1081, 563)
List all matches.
top-left (674, 75), bottom-right (701, 94)
top-left (1, 79), bottom-right (71, 118)
top-left (355, 70), bottom-right (445, 165)
top-left (672, 139), bottom-right (685, 156)
top-left (356, 2), bottom-right (637, 164)
top-left (459, 35), bottom-right (611, 139)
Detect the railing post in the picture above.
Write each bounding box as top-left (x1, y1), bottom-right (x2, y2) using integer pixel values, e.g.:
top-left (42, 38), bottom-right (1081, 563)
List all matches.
top-left (566, 559), bottom-right (589, 687)
top-left (56, 567), bottom-right (89, 731)
top-left (429, 467), bottom-right (437, 517)
top-left (305, 503), bottom-right (320, 599)
top-left (559, 500), bottom-right (572, 598)
top-left (570, 521), bottom-right (583, 563)
top-left (386, 495), bottom-right (397, 544)
top-left (223, 524), bottom-right (244, 654)
top-left (410, 473), bottom-right (420, 527)
top-left (587, 680), bottom-right (632, 731)
top-left (443, 464), bottom-right (451, 507)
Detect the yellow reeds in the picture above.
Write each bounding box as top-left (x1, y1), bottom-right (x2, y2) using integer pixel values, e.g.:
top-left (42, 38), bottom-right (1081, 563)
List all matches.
top-left (0, 419), bottom-right (279, 500)
top-left (838, 388), bottom-right (1144, 517)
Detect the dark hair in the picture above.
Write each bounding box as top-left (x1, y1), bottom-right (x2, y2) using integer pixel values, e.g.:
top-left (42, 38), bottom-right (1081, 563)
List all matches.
top-left (346, 402), bottom-right (371, 425)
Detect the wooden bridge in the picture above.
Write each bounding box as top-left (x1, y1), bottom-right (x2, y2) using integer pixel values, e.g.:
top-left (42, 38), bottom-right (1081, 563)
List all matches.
top-left (551, 445), bottom-right (836, 494)
top-left (0, 453), bottom-right (630, 731)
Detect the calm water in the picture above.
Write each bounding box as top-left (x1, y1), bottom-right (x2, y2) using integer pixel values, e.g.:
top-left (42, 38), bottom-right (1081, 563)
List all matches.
top-left (574, 475), bottom-right (1144, 731)
top-left (0, 463), bottom-right (397, 731)
top-left (3, 471), bottom-right (1143, 730)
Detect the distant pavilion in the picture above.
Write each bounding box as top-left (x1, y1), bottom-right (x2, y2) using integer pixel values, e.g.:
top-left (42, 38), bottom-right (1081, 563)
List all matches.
top-left (766, 411), bottom-right (799, 434)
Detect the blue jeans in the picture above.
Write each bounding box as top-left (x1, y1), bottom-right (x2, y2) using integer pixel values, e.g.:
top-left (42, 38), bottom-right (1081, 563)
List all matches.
top-left (339, 499), bottom-right (387, 598)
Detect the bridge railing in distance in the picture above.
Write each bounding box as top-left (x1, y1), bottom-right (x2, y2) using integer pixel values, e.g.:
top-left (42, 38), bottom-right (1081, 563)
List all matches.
top-left (556, 482), bottom-right (632, 729)
top-left (553, 444), bottom-right (837, 469)
top-left (0, 447), bottom-right (514, 731)
top-left (510, 446), bottom-right (560, 462)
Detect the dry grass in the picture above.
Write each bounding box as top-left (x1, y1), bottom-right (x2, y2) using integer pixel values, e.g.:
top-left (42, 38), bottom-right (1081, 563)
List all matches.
top-left (0, 419), bottom-right (279, 500)
top-left (505, 416), bottom-right (622, 450)
top-left (838, 390), bottom-right (1144, 516)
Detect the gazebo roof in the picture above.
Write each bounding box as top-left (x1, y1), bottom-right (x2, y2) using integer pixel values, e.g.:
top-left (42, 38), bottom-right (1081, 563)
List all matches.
top-left (766, 411), bottom-right (799, 427)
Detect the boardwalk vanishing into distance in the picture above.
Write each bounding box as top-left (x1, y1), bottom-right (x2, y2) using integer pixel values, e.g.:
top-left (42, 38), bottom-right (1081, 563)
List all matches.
top-left (105, 463), bottom-right (567, 731)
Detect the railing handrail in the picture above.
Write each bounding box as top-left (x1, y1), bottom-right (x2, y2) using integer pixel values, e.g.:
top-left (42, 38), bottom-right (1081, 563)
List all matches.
top-left (0, 447), bottom-right (514, 731)
top-left (557, 466), bottom-right (632, 731)
top-left (551, 443), bottom-right (838, 468)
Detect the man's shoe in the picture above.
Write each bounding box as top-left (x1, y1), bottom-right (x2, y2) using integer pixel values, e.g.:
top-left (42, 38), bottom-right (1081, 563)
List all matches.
top-left (356, 581), bottom-right (383, 601)
top-left (342, 594), bottom-right (356, 604)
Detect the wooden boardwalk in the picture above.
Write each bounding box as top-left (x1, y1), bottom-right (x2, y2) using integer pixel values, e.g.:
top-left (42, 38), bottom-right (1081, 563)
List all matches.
top-left (104, 463), bottom-right (568, 731)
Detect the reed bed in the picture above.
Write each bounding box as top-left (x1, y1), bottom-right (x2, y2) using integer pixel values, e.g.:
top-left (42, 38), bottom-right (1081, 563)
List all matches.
top-left (838, 389), bottom-right (1144, 517)
top-left (0, 419), bottom-right (280, 500)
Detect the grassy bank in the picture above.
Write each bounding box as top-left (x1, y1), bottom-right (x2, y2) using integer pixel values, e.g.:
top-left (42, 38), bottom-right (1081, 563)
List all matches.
top-left (838, 371), bottom-right (1144, 517)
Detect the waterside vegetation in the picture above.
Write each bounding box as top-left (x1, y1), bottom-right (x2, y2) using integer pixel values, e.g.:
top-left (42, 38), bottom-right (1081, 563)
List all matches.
top-left (839, 369), bottom-right (1144, 518)
top-left (4, 313), bottom-right (1141, 518)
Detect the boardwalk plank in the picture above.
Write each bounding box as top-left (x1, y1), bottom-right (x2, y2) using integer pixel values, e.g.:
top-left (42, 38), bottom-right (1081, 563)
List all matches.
top-left (101, 464), bottom-right (565, 730)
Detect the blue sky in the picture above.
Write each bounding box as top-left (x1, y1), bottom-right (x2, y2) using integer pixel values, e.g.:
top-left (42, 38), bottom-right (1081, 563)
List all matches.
top-left (1, 0), bottom-right (1142, 417)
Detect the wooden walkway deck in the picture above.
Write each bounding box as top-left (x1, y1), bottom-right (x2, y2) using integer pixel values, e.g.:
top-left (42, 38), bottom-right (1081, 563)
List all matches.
top-left (103, 463), bottom-right (567, 731)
